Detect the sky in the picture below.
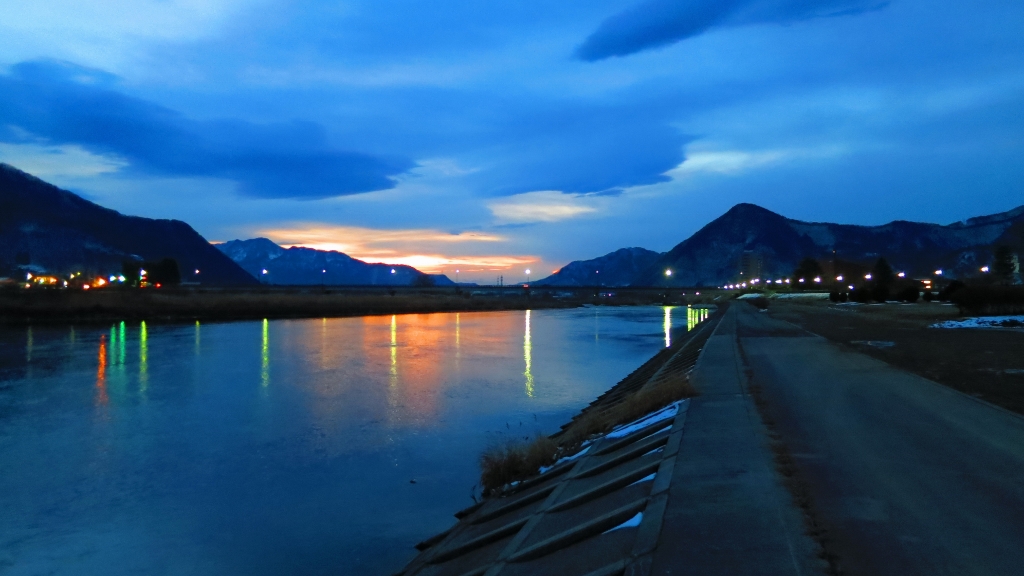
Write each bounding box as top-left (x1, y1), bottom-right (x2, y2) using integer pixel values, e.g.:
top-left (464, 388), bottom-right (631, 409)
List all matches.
top-left (1, 0), bottom-right (1023, 283)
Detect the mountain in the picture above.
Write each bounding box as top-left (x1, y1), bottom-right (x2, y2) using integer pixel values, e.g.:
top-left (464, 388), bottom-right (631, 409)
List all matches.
top-left (0, 163), bottom-right (256, 284)
top-left (533, 247), bottom-right (662, 286)
top-left (216, 238), bottom-right (454, 286)
top-left (632, 203), bottom-right (1024, 287)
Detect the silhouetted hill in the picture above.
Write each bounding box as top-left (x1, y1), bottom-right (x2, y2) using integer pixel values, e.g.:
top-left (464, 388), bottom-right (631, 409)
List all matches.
top-left (633, 203), bottom-right (1024, 286)
top-left (534, 247), bottom-right (662, 286)
top-left (216, 238), bottom-right (454, 286)
top-left (0, 163), bottom-right (256, 284)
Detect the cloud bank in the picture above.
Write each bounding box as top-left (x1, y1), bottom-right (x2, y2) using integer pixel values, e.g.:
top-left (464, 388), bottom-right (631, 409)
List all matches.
top-left (0, 60), bottom-right (413, 199)
top-left (576, 0), bottom-right (888, 61)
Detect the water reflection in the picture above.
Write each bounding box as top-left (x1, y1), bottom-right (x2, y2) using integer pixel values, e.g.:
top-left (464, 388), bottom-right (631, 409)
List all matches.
top-left (687, 306), bottom-right (709, 331)
top-left (139, 321), bottom-right (148, 393)
top-left (261, 318), bottom-right (270, 387)
top-left (524, 310), bottom-right (534, 397)
top-left (96, 335), bottom-right (108, 405)
top-left (663, 306), bottom-right (672, 347)
top-left (118, 321), bottom-right (126, 366)
top-left (0, 307), bottom-right (691, 576)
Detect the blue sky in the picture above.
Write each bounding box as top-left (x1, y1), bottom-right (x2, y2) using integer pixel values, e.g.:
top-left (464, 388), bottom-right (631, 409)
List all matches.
top-left (1, 0), bottom-right (1022, 281)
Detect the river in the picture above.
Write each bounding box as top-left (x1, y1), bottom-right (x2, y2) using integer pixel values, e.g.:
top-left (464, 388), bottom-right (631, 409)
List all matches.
top-left (0, 305), bottom-right (707, 575)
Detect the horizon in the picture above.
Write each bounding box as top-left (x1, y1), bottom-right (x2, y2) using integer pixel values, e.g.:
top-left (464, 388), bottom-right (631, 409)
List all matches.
top-left (2, 1), bottom-right (1023, 282)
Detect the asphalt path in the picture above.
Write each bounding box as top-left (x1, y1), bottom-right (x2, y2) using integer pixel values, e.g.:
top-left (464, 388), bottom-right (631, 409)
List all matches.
top-left (735, 304), bottom-right (1024, 576)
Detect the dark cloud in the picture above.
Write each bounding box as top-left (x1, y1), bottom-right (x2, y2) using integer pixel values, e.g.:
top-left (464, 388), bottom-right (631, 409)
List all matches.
top-left (0, 60), bottom-right (414, 199)
top-left (465, 98), bottom-right (691, 196)
top-left (576, 0), bottom-right (888, 61)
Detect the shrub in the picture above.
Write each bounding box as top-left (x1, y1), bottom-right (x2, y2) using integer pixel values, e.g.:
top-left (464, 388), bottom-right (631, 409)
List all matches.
top-left (895, 285), bottom-right (920, 303)
top-left (949, 285), bottom-right (1024, 315)
top-left (938, 280), bottom-right (967, 302)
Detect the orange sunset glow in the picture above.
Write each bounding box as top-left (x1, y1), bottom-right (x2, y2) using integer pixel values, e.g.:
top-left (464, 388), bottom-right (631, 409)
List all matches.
top-left (255, 224), bottom-right (541, 275)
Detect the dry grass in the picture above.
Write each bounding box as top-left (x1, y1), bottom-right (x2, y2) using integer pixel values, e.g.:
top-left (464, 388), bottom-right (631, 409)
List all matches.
top-left (480, 435), bottom-right (558, 494)
top-left (479, 369), bottom-right (697, 494)
top-left (559, 371), bottom-right (696, 450)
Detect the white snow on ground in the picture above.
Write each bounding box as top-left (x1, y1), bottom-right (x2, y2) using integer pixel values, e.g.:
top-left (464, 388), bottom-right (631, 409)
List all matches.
top-left (607, 400), bottom-right (687, 439)
top-left (535, 399), bottom-right (688, 477)
top-left (538, 445), bottom-right (591, 474)
top-left (603, 512), bottom-right (644, 534)
top-left (774, 292), bottom-right (831, 299)
top-left (931, 316), bottom-right (1024, 329)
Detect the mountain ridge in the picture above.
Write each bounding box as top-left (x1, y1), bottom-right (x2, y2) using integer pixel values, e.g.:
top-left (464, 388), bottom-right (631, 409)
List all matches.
top-left (0, 163), bottom-right (256, 284)
top-left (216, 238), bottom-right (454, 286)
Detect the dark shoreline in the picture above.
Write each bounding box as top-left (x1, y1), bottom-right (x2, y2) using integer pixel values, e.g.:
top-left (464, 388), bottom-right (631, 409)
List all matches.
top-left (0, 286), bottom-right (705, 325)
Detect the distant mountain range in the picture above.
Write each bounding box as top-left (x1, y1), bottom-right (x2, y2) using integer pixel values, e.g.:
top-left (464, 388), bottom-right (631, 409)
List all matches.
top-left (536, 203), bottom-right (1024, 287)
top-left (0, 163), bottom-right (256, 284)
top-left (216, 238), bottom-right (454, 286)
top-left (534, 247), bottom-right (661, 286)
top-left (5, 163), bottom-right (1020, 290)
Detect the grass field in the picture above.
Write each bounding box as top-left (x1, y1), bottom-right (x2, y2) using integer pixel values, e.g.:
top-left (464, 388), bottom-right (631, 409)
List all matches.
top-left (768, 300), bottom-right (1024, 415)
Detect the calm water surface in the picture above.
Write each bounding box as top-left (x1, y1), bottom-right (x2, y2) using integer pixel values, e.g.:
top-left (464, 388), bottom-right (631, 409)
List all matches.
top-left (0, 306), bottom-right (705, 575)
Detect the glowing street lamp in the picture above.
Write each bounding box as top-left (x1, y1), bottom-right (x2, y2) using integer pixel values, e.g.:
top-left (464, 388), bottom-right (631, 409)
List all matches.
top-left (525, 269), bottom-right (531, 284)
top-left (665, 269), bottom-right (672, 277)
top-left (813, 276), bottom-right (821, 283)
top-left (981, 266), bottom-right (990, 273)
top-left (455, 269), bottom-right (460, 284)
top-left (391, 268), bottom-right (396, 274)
top-left (836, 275), bottom-right (843, 281)
top-left (865, 274), bottom-right (872, 280)
top-left (897, 272), bottom-right (905, 278)
top-left (935, 269), bottom-right (943, 276)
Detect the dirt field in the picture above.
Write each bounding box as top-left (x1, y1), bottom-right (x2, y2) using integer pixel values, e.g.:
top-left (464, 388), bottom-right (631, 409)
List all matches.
top-left (767, 299), bottom-right (1024, 415)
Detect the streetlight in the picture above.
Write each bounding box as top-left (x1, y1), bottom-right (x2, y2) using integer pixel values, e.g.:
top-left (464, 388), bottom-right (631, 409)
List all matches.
top-left (525, 269), bottom-right (531, 284)
top-left (981, 266), bottom-right (990, 273)
top-left (455, 269), bottom-right (460, 284)
top-left (935, 270), bottom-right (943, 276)
top-left (665, 269), bottom-right (672, 277)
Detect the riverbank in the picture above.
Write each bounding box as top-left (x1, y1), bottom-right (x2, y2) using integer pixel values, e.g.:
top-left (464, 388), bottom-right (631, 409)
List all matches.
top-left (0, 286), bottom-right (724, 323)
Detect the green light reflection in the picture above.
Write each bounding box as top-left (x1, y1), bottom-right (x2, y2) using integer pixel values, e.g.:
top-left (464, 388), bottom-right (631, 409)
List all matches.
top-left (139, 321), bottom-right (148, 392)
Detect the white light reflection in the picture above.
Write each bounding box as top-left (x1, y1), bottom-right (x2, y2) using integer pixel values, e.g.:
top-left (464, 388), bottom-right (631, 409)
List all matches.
top-left (524, 310), bottom-right (534, 397)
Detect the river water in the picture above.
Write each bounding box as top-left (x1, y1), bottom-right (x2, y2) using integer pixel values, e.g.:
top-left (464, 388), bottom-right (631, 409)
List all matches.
top-left (0, 305), bottom-right (707, 575)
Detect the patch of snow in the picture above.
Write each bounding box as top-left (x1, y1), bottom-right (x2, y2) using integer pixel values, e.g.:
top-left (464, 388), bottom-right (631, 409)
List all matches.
top-left (774, 292), bottom-right (831, 299)
top-left (931, 316), bottom-right (1024, 329)
top-left (539, 445), bottom-right (591, 474)
top-left (606, 400), bottom-right (687, 439)
top-left (627, 473), bottom-right (656, 487)
top-left (603, 512), bottom-right (643, 534)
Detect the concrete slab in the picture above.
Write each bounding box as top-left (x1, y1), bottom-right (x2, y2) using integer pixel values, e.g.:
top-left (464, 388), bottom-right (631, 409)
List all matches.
top-left (650, 307), bottom-right (824, 575)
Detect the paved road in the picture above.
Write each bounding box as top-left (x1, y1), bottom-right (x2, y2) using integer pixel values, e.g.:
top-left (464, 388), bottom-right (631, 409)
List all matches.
top-left (734, 304), bottom-right (1024, 576)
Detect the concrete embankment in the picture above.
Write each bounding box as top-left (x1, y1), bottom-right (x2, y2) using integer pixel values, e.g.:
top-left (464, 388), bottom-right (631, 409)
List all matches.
top-left (398, 304), bottom-right (824, 576)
